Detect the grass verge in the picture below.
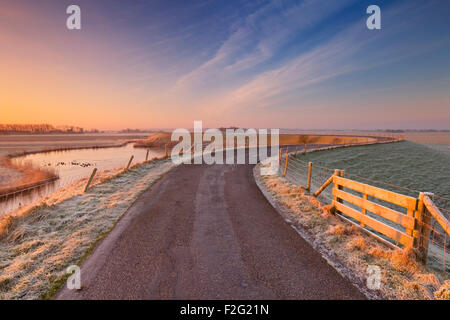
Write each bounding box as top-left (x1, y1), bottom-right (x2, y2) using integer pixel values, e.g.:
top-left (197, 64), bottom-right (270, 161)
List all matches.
top-left (255, 162), bottom-right (449, 300)
top-left (0, 158), bottom-right (175, 299)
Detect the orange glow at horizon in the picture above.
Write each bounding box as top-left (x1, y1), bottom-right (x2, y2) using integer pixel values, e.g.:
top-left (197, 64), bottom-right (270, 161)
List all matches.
top-left (1, 2), bottom-right (449, 131)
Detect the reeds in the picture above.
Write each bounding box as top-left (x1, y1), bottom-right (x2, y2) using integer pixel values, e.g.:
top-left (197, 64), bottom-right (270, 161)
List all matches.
top-left (0, 158), bottom-right (175, 299)
top-left (0, 158), bottom-right (58, 196)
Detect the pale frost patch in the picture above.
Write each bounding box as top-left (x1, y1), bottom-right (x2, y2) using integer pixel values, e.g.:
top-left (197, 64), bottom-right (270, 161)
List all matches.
top-left (0, 159), bottom-right (175, 299)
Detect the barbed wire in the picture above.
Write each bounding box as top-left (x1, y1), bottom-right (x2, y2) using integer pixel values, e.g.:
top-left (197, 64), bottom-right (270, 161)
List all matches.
top-left (434, 194), bottom-right (450, 201)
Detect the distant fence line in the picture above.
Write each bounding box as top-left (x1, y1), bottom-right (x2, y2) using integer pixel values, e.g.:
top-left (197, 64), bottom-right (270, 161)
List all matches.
top-left (0, 144), bottom-right (172, 217)
top-left (83, 144), bottom-right (170, 192)
top-left (278, 136), bottom-right (449, 276)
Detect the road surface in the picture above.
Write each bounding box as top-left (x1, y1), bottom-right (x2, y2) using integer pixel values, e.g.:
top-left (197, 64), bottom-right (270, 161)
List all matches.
top-left (57, 148), bottom-right (365, 299)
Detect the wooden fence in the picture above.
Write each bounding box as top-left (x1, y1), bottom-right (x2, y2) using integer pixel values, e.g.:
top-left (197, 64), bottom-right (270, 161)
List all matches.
top-left (83, 144), bottom-right (170, 192)
top-left (311, 166), bottom-right (449, 262)
top-left (280, 144), bottom-right (449, 266)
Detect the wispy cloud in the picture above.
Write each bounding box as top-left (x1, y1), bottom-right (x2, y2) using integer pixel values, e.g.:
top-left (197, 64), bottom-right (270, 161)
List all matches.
top-left (165, 0), bottom-right (450, 126)
top-left (2, 0), bottom-right (449, 129)
top-left (173, 0), bottom-right (357, 93)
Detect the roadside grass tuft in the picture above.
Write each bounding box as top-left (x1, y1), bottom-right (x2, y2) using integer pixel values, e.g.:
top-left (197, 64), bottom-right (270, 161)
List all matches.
top-left (257, 165), bottom-right (449, 300)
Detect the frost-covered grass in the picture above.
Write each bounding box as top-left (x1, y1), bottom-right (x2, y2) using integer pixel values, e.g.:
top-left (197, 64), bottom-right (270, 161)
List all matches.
top-left (255, 162), bottom-right (449, 300)
top-left (0, 158), bottom-right (175, 299)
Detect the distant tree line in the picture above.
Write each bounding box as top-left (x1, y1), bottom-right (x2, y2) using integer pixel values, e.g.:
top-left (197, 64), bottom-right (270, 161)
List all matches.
top-left (0, 124), bottom-right (86, 134)
top-left (377, 129), bottom-right (450, 133)
top-left (118, 128), bottom-right (156, 133)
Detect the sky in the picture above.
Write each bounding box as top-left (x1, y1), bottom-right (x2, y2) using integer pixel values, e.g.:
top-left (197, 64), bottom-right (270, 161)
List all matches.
top-left (0, 0), bottom-right (449, 130)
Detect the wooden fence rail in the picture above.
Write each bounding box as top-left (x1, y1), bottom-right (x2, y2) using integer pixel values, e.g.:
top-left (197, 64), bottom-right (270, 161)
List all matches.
top-left (313, 173), bottom-right (448, 262)
top-left (126, 155), bottom-right (134, 170)
top-left (314, 169), bottom-right (338, 197)
top-left (84, 168), bottom-right (97, 192)
top-left (423, 194), bottom-right (450, 236)
top-left (306, 162), bottom-right (312, 191)
top-left (283, 148), bottom-right (448, 264)
top-left (331, 176), bottom-right (416, 248)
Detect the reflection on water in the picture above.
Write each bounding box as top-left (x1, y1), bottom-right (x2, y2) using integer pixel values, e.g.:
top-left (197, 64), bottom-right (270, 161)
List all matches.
top-left (1, 143), bottom-right (162, 215)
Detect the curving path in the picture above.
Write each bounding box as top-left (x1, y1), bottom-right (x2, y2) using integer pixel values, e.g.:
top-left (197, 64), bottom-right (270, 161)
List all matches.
top-left (56, 148), bottom-right (366, 300)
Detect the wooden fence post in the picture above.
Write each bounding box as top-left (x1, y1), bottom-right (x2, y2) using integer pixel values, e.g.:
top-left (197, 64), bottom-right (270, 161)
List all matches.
top-left (164, 144), bottom-right (168, 158)
top-left (331, 169), bottom-right (340, 201)
top-left (295, 146), bottom-right (298, 155)
top-left (306, 162), bottom-right (312, 191)
top-left (283, 148), bottom-right (289, 176)
top-left (416, 192), bottom-right (432, 263)
top-left (303, 144), bottom-right (307, 154)
top-left (145, 149), bottom-right (149, 162)
top-left (84, 168), bottom-right (97, 193)
top-left (338, 170), bottom-right (345, 203)
top-left (126, 155), bottom-right (134, 170)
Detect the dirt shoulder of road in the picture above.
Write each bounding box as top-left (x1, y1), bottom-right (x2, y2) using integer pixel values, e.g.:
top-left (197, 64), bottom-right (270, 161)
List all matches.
top-left (254, 163), bottom-right (450, 300)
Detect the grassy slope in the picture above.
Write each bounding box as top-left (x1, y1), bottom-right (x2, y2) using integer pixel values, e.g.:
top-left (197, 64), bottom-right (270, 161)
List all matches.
top-left (255, 162), bottom-right (449, 300)
top-left (0, 159), bottom-right (174, 299)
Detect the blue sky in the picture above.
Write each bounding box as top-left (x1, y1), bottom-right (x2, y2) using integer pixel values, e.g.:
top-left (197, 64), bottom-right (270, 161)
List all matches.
top-left (1, 0), bottom-right (449, 129)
